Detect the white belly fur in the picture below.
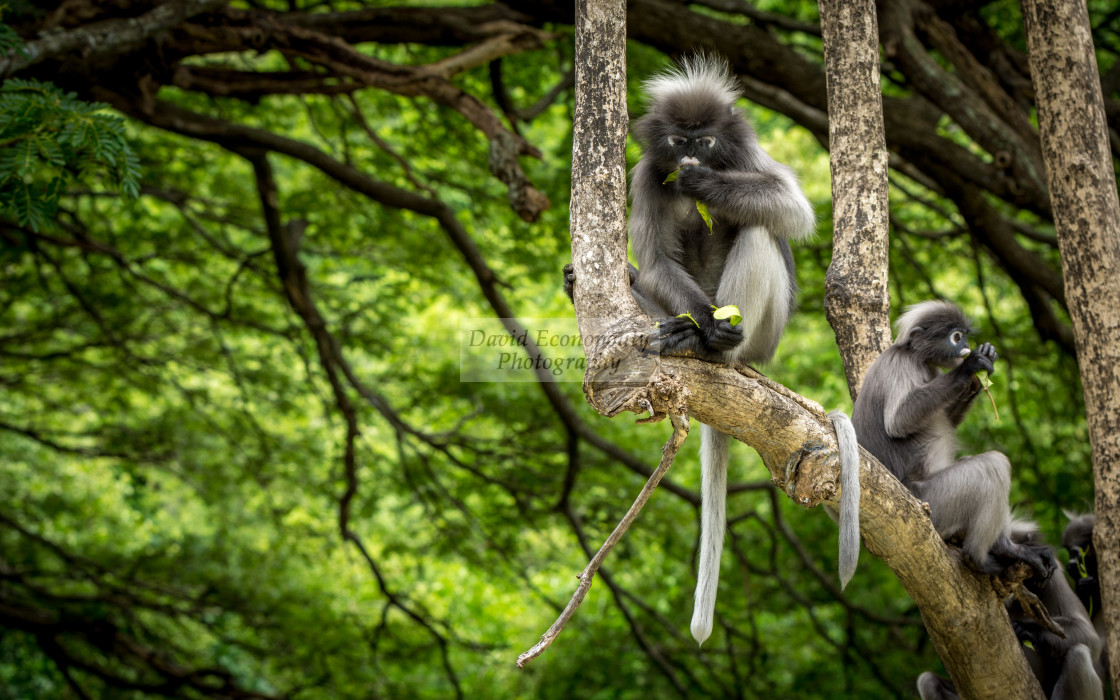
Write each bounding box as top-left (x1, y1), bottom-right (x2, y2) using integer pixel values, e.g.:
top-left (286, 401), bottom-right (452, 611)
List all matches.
top-left (715, 226), bottom-right (790, 364)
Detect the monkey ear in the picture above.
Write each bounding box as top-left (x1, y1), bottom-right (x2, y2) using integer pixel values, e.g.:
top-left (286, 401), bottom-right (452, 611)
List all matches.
top-left (906, 325), bottom-right (924, 341)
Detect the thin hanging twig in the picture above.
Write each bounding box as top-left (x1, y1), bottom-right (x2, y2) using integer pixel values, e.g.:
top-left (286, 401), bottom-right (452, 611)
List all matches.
top-left (516, 414), bottom-right (690, 668)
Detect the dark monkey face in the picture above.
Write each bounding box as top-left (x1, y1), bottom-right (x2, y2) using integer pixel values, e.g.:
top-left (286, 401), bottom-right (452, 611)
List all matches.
top-left (634, 100), bottom-right (754, 175)
top-left (899, 305), bottom-right (977, 368)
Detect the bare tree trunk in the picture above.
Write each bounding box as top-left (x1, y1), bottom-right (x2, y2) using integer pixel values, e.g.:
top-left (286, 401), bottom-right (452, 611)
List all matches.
top-left (1022, 0), bottom-right (1120, 692)
top-left (819, 0), bottom-right (893, 398)
top-left (819, 2), bottom-right (1043, 698)
top-left (568, 0), bottom-right (646, 360)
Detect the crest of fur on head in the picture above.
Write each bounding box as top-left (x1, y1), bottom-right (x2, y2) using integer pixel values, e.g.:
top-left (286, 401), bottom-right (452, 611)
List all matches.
top-left (892, 300), bottom-right (977, 364)
top-left (641, 53), bottom-right (744, 128)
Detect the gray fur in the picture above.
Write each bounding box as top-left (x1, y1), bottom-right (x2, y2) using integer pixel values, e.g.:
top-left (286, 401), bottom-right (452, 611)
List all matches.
top-left (917, 671), bottom-right (959, 700)
top-left (1007, 525), bottom-right (1104, 699)
top-left (1062, 513), bottom-right (1110, 682)
top-left (1054, 645), bottom-right (1104, 700)
top-left (851, 301), bottom-right (1049, 577)
top-left (829, 411), bottom-right (861, 589)
top-left (920, 525), bottom-right (1104, 700)
top-left (627, 54), bottom-right (814, 646)
top-left (691, 424), bottom-right (728, 645)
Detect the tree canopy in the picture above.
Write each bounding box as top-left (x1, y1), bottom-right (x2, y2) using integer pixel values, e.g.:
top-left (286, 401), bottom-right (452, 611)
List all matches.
top-left (0, 1), bottom-right (1116, 698)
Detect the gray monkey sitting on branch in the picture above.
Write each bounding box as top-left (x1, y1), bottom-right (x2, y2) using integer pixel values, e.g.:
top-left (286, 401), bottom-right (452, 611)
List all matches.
top-left (564, 54), bottom-right (863, 646)
top-left (851, 301), bottom-right (1053, 579)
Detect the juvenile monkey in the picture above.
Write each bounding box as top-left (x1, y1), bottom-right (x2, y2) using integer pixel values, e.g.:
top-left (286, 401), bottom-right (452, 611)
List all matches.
top-left (1063, 513), bottom-right (1110, 679)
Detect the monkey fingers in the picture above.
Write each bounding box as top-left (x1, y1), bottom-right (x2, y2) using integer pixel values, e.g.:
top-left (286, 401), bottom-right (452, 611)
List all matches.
top-left (991, 539), bottom-right (1057, 582)
top-left (654, 316), bottom-right (706, 356)
top-left (960, 346), bottom-right (996, 376)
top-left (674, 165), bottom-right (716, 199)
top-left (1013, 620), bottom-right (1069, 659)
top-left (975, 341), bottom-right (998, 372)
top-left (705, 318), bottom-right (744, 352)
top-left (562, 263), bottom-right (576, 302)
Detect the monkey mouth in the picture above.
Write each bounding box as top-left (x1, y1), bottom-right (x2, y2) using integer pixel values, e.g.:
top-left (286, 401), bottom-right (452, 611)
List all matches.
top-left (679, 156), bottom-right (700, 167)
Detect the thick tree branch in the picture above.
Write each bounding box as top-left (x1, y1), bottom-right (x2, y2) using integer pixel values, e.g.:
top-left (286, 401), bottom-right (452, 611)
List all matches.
top-left (0, 0), bottom-right (228, 77)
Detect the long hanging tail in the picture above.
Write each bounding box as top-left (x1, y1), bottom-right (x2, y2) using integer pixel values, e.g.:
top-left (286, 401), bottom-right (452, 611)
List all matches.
top-left (691, 424), bottom-right (728, 645)
top-left (829, 411), bottom-right (861, 589)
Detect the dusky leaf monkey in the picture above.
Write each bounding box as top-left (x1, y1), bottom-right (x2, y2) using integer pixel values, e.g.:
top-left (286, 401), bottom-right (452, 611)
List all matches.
top-left (918, 521), bottom-right (1103, 700)
top-left (851, 300), bottom-right (1052, 579)
top-left (565, 54), bottom-right (858, 645)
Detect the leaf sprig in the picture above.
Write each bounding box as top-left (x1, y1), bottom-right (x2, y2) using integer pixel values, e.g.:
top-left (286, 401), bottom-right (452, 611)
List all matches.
top-left (663, 168), bottom-right (715, 233)
top-left (980, 373), bottom-right (1000, 421)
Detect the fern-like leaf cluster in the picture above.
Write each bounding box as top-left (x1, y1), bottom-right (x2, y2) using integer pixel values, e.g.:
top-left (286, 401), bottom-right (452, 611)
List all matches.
top-left (0, 77), bottom-right (140, 231)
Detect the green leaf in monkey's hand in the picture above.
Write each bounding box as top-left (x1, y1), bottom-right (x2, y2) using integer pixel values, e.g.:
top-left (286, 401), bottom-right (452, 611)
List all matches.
top-left (696, 202), bottom-right (714, 233)
top-left (980, 373), bottom-right (1000, 422)
top-left (675, 312), bottom-right (699, 328)
top-left (711, 304), bottom-right (742, 326)
top-left (663, 169), bottom-right (680, 184)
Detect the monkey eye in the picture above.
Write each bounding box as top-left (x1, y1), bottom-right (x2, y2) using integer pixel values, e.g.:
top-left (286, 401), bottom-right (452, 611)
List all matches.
top-left (950, 331), bottom-right (963, 344)
top-left (668, 135), bottom-right (686, 146)
top-left (701, 136), bottom-right (716, 148)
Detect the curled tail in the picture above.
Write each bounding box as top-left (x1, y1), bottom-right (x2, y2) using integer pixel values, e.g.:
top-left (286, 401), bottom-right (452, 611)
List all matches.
top-left (829, 411), bottom-right (861, 589)
top-left (691, 424), bottom-right (728, 645)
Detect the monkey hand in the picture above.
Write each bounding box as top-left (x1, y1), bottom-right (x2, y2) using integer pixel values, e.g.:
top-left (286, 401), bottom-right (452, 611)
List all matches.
top-left (1012, 621), bottom-right (1067, 659)
top-left (703, 316), bottom-right (744, 352)
top-left (1065, 550), bottom-right (1086, 581)
top-left (655, 313), bottom-right (743, 356)
top-left (562, 263), bottom-right (576, 302)
top-left (1012, 620), bottom-right (1041, 645)
top-left (1075, 575), bottom-right (1097, 598)
top-left (673, 165), bottom-right (717, 201)
top-left (959, 341), bottom-right (997, 376)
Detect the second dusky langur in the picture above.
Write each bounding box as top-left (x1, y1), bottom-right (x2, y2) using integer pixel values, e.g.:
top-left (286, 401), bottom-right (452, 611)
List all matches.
top-left (851, 301), bottom-right (1051, 579)
top-left (1063, 513), bottom-right (1110, 678)
top-left (918, 521), bottom-right (1103, 700)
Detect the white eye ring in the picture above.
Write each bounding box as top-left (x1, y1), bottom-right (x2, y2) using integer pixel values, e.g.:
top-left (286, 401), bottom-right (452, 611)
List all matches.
top-left (951, 331), bottom-right (963, 344)
top-left (668, 135), bottom-right (686, 146)
top-left (701, 136), bottom-right (716, 148)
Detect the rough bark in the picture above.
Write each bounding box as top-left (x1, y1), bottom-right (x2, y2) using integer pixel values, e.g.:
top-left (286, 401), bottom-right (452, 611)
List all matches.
top-left (819, 0), bottom-right (893, 399)
top-left (568, 0), bottom-right (647, 365)
top-left (1022, 0), bottom-right (1120, 692)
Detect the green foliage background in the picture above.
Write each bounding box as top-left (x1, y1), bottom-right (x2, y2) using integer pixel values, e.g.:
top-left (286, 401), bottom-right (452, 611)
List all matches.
top-left (0, 10), bottom-right (1098, 700)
